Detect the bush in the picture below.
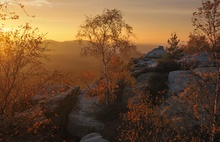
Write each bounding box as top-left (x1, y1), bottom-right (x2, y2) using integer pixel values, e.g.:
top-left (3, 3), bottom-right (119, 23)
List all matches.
top-left (184, 33), bottom-right (209, 54)
top-left (146, 73), bottom-right (168, 105)
top-left (92, 80), bottom-right (128, 142)
top-left (155, 59), bottom-right (182, 73)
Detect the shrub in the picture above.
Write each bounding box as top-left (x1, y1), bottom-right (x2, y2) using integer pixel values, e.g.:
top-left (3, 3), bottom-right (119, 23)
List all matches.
top-left (146, 73), bottom-right (168, 105)
top-left (155, 59), bottom-right (182, 73)
top-left (184, 33), bottom-right (209, 54)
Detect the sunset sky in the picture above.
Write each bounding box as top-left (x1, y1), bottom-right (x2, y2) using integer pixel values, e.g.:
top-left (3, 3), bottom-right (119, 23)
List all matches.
top-left (2, 0), bottom-right (202, 45)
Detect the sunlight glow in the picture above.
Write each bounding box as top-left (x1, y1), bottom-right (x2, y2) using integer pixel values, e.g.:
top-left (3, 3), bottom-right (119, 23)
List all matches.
top-left (1, 0), bottom-right (202, 45)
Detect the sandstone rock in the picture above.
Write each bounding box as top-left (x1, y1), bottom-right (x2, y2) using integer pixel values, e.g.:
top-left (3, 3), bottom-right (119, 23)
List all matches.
top-left (9, 86), bottom-right (80, 141)
top-left (132, 46), bottom-right (166, 77)
top-left (135, 58), bottom-right (157, 68)
top-left (180, 52), bottom-right (215, 68)
top-left (143, 46), bottom-right (166, 59)
top-left (136, 72), bottom-right (154, 85)
top-left (67, 90), bottom-right (104, 138)
top-left (80, 133), bottom-right (108, 142)
top-left (167, 67), bottom-right (217, 98)
top-left (166, 70), bottom-right (191, 98)
top-left (38, 86), bottom-right (80, 138)
top-left (122, 72), bottom-right (155, 105)
top-left (163, 67), bottom-right (218, 131)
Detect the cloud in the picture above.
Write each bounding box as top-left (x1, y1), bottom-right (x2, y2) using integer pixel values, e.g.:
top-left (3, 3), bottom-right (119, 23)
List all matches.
top-left (21, 0), bottom-right (51, 7)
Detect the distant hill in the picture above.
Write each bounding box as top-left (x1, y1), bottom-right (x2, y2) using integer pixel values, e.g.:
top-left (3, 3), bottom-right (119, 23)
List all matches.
top-left (45, 40), bottom-right (99, 75)
top-left (44, 40), bottom-right (158, 80)
top-left (137, 44), bottom-right (160, 53)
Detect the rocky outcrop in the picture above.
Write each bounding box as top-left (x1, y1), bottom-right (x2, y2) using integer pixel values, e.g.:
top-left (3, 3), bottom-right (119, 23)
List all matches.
top-left (166, 70), bottom-right (192, 98)
top-left (11, 86), bottom-right (80, 141)
top-left (132, 46), bottom-right (166, 77)
top-left (67, 89), bottom-right (104, 138)
top-left (167, 67), bottom-right (217, 98)
top-left (128, 46), bottom-right (218, 134)
top-left (80, 133), bottom-right (108, 142)
top-left (122, 72), bottom-right (155, 105)
top-left (136, 72), bottom-right (155, 86)
top-left (143, 46), bottom-right (167, 59)
top-left (36, 86), bottom-right (80, 138)
top-left (163, 67), bottom-right (218, 131)
top-left (180, 52), bottom-right (215, 68)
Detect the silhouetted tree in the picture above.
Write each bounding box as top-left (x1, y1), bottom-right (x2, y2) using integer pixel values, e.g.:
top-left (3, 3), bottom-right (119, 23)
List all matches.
top-left (192, 0), bottom-right (220, 52)
top-left (0, 23), bottom-right (47, 115)
top-left (0, 2), bottom-right (72, 141)
top-left (165, 33), bottom-right (183, 60)
top-left (184, 32), bottom-right (209, 54)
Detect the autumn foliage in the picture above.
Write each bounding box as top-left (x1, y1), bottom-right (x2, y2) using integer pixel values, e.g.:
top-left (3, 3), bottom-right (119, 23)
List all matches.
top-left (86, 55), bottom-right (135, 105)
top-left (77, 9), bottom-right (138, 105)
top-left (0, 3), bottom-right (73, 140)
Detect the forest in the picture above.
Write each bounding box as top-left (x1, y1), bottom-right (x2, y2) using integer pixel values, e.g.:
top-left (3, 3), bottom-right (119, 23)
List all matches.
top-left (0, 0), bottom-right (220, 142)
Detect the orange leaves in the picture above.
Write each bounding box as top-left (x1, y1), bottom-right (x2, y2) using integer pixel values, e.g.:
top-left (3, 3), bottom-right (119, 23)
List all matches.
top-left (82, 55), bottom-right (135, 105)
top-left (192, 0), bottom-right (220, 52)
top-left (119, 92), bottom-right (158, 141)
top-left (76, 9), bottom-right (138, 105)
top-left (86, 78), bottom-right (118, 105)
top-left (184, 32), bottom-right (209, 54)
top-left (77, 70), bottom-right (96, 81)
top-left (75, 70), bottom-right (97, 88)
top-left (193, 104), bottom-right (199, 120)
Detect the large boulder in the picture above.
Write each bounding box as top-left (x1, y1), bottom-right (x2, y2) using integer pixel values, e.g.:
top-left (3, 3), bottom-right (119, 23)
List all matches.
top-left (166, 70), bottom-right (192, 98)
top-left (4, 86), bottom-right (80, 141)
top-left (32, 86), bottom-right (80, 139)
top-left (136, 72), bottom-right (155, 85)
top-left (166, 67), bottom-right (217, 98)
top-left (80, 133), bottom-right (108, 142)
top-left (180, 52), bottom-right (215, 68)
top-left (67, 89), bottom-right (104, 138)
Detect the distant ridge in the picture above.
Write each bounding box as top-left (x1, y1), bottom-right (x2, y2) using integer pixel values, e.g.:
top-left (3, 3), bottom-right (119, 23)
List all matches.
top-left (44, 40), bottom-right (158, 54)
top-left (137, 44), bottom-right (159, 53)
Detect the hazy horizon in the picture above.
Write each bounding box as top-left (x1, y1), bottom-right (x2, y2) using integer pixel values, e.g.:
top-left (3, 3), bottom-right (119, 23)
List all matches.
top-left (45, 39), bottom-right (161, 53)
top-left (45, 40), bottom-right (157, 84)
top-left (2, 0), bottom-right (201, 45)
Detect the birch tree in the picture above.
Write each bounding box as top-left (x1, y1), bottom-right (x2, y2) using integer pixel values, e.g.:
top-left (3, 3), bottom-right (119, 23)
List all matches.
top-left (76, 9), bottom-right (134, 105)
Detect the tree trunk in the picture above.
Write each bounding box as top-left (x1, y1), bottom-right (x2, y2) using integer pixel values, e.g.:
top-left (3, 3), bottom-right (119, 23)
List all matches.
top-left (103, 63), bottom-right (109, 105)
top-left (210, 51), bottom-right (220, 142)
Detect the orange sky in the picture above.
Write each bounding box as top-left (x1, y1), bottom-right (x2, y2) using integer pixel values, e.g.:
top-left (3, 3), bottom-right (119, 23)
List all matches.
top-left (1, 0), bottom-right (202, 45)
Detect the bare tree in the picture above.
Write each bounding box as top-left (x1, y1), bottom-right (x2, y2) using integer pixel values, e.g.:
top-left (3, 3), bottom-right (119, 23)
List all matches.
top-left (0, 2), bottom-right (74, 141)
top-left (76, 9), bottom-right (135, 105)
top-left (184, 32), bottom-right (210, 54)
top-left (192, 0), bottom-right (220, 141)
top-left (0, 1), bottom-right (31, 21)
top-left (0, 23), bottom-right (48, 116)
